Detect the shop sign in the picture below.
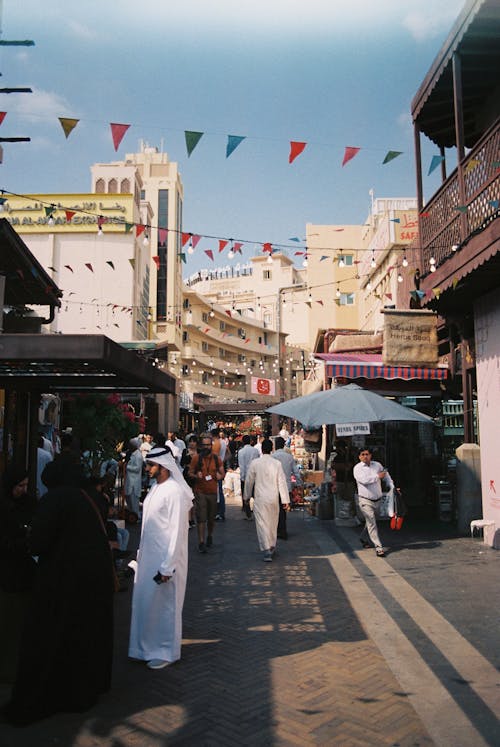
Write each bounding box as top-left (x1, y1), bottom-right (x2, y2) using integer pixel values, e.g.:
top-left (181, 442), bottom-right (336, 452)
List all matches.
top-left (383, 309), bottom-right (438, 366)
top-left (250, 376), bottom-right (276, 396)
top-left (336, 423), bottom-right (370, 436)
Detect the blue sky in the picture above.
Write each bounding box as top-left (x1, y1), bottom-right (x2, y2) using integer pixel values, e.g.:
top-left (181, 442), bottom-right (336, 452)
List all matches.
top-left (0, 0), bottom-right (465, 275)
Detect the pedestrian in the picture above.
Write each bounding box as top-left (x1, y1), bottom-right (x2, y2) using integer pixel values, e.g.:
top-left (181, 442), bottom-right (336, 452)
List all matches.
top-left (2, 457), bottom-right (114, 725)
top-left (237, 434), bottom-right (260, 518)
top-left (272, 436), bottom-right (302, 540)
top-left (353, 447), bottom-right (393, 557)
top-left (188, 433), bottom-right (224, 553)
top-left (125, 437), bottom-right (144, 519)
top-left (0, 467), bottom-right (37, 683)
top-left (244, 438), bottom-right (290, 562)
top-left (165, 431), bottom-right (182, 464)
top-left (36, 435), bottom-right (52, 499)
top-left (128, 447), bottom-right (193, 670)
top-left (181, 435), bottom-right (199, 528)
top-left (211, 428), bottom-right (227, 521)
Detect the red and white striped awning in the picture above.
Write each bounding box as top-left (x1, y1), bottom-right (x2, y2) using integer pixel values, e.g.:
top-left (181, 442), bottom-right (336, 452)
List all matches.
top-left (316, 353), bottom-right (448, 381)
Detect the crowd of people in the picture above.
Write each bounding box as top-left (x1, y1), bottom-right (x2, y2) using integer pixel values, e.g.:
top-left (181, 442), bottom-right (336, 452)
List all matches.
top-left (0, 422), bottom-right (393, 726)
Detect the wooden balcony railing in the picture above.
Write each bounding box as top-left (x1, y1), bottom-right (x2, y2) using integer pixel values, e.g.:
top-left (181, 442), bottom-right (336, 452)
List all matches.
top-left (419, 116), bottom-right (500, 275)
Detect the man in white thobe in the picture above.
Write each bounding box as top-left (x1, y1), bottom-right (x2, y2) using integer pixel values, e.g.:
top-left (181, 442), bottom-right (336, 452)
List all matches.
top-left (244, 438), bottom-right (290, 562)
top-left (125, 438), bottom-right (144, 517)
top-left (128, 447), bottom-right (193, 669)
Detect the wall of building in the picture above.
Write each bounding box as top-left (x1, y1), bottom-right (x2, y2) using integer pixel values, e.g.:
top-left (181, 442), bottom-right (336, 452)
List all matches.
top-left (474, 288), bottom-right (500, 532)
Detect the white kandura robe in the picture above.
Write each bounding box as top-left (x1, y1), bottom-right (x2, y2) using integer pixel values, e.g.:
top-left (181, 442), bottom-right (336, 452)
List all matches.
top-left (128, 476), bottom-right (190, 663)
top-left (244, 455), bottom-right (289, 551)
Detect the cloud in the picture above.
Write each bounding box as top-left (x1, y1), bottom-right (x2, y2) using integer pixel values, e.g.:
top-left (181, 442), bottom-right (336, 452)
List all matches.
top-left (402, 4), bottom-right (463, 42)
top-left (7, 88), bottom-right (75, 122)
top-left (66, 20), bottom-right (96, 41)
top-left (397, 111), bottom-right (413, 136)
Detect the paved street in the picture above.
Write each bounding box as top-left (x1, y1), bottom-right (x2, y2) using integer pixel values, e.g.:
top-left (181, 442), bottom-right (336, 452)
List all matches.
top-left (1, 498), bottom-right (499, 747)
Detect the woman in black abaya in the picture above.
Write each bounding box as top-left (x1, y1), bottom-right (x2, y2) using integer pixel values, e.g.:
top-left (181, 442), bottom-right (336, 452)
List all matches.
top-left (2, 457), bottom-right (115, 726)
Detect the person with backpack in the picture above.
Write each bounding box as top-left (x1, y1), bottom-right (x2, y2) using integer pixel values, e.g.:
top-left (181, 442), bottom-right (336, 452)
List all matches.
top-left (188, 433), bottom-right (225, 553)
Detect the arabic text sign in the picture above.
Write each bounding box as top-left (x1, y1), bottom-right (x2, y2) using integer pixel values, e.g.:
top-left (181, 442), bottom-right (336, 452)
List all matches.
top-left (336, 423), bottom-right (371, 436)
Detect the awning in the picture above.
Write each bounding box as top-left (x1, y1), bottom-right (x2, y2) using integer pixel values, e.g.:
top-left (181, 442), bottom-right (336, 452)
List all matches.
top-left (315, 353), bottom-right (448, 381)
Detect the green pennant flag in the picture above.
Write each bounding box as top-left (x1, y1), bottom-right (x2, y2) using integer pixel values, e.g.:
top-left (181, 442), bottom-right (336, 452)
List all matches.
top-left (58, 117), bottom-right (79, 139)
top-left (185, 130), bottom-right (204, 157)
top-left (178, 252), bottom-right (186, 264)
top-left (44, 206), bottom-right (55, 218)
top-left (382, 150), bottom-right (403, 164)
top-left (128, 258), bottom-right (135, 269)
top-left (125, 223), bottom-right (134, 233)
top-left (455, 205), bottom-right (468, 213)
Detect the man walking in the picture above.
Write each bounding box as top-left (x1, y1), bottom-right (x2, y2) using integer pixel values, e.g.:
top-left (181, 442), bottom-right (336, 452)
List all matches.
top-left (353, 447), bottom-right (392, 557)
top-left (272, 436), bottom-right (302, 539)
top-left (244, 438), bottom-right (290, 562)
top-left (189, 433), bottom-right (225, 553)
top-left (237, 434), bottom-right (259, 518)
top-left (128, 447), bottom-right (193, 669)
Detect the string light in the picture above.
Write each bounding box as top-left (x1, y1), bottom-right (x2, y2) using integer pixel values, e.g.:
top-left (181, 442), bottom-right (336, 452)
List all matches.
top-left (338, 255), bottom-right (345, 268)
top-left (397, 272), bottom-right (403, 283)
top-left (370, 251), bottom-right (376, 269)
top-left (402, 255), bottom-right (408, 267)
top-left (335, 285), bottom-right (341, 298)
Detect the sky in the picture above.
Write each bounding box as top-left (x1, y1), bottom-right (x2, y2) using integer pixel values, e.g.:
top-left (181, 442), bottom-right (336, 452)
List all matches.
top-left (0, 0), bottom-right (466, 276)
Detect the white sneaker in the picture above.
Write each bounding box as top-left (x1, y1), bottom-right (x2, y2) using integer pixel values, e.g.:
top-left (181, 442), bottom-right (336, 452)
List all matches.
top-left (147, 659), bottom-right (170, 669)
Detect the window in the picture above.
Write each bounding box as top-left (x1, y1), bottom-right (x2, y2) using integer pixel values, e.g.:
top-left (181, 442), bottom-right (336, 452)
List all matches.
top-left (181, 365), bottom-right (189, 376)
top-left (95, 178), bottom-right (105, 194)
top-left (339, 292), bottom-right (355, 305)
top-left (182, 331), bottom-right (189, 342)
top-left (219, 321), bottom-right (226, 331)
top-left (183, 298), bottom-right (190, 310)
top-left (263, 269), bottom-right (272, 280)
top-left (202, 372), bottom-right (209, 384)
top-left (202, 341), bottom-right (209, 353)
top-left (108, 179), bottom-right (117, 193)
top-left (238, 354), bottom-right (246, 363)
top-left (238, 327), bottom-right (246, 339)
top-left (202, 312), bottom-right (209, 323)
top-left (338, 254), bottom-right (353, 266)
top-left (120, 179), bottom-right (130, 194)
top-left (219, 375), bottom-right (226, 386)
top-left (218, 348), bottom-right (226, 359)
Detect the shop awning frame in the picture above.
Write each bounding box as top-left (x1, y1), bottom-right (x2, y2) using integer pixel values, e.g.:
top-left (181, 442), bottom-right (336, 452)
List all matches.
top-left (316, 353), bottom-right (448, 382)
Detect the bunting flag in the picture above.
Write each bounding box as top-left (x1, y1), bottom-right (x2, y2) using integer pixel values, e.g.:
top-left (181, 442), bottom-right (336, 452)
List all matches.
top-left (205, 249), bottom-right (214, 261)
top-left (385, 293), bottom-right (392, 300)
top-left (158, 228), bottom-right (168, 245)
top-left (125, 222), bottom-right (134, 233)
top-left (44, 206), bottom-right (55, 218)
top-left (432, 287), bottom-right (441, 299)
top-left (319, 256), bottom-right (329, 261)
top-left (428, 154), bottom-right (444, 175)
top-left (110, 122), bottom-right (130, 151)
top-left (58, 117), bottom-right (79, 139)
top-left (47, 266), bottom-right (57, 272)
top-left (97, 216), bottom-right (107, 229)
top-left (390, 218), bottom-right (400, 223)
top-left (178, 252), bottom-right (186, 263)
top-left (218, 239), bottom-right (228, 253)
top-left (452, 277), bottom-right (459, 289)
top-left (262, 242), bottom-right (272, 253)
top-left (492, 161), bottom-right (500, 170)
top-left (316, 300), bottom-right (324, 305)
top-left (128, 258), bottom-right (135, 269)
top-left (106, 260), bottom-right (115, 270)
top-left (135, 224), bottom-right (146, 238)
top-left (420, 211), bottom-right (430, 217)
top-left (64, 264), bottom-right (73, 272)
top-left (152, 255), bottom-right (160, 270)
top-left (244, 338), bottom-right (251, 344)
top-left (233, 242), bottom-right (243, 254)
top-left (342, 146), bottom-right (360, 167)
top-left (203, 327), bottom-right (210, 334)
top-left (191, 234), bottom-right (202, 249)
top-left (289, 237), bottom-right (302, 242)
top-left (305, 301), bottom-right (312, 308)
top-left (185, 130), bottom-right (204, 157)
top-left (181, 232), bottom-right (191, 246)
top-left (85, 263), bottom-right (94, 272)
top-left (226, 135), bottom-right (246, 158)
top-left (0, 112), bottom-right (6, 126)
top-left (382, 150), bottom-right (403, 164)
top-left (410, 290), bottom-right (426, 302)
top-left (489, 199), bottom-right (500, 209)
top-left (289, 141), bottom-right (307, 164)
top-left (65, 210), bottom-right (75, 221)
top-left (225, 310), bottom-right (232, 317)
top-left (294, 251), bottom-right (304, 256)
top-left (465, 158), bottom-right (480, 174)
top-left (455, 205), bottom-right (468, 213)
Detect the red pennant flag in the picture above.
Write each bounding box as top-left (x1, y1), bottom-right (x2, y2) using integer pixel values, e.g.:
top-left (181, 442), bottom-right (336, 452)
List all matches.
top-left (385, 293), bottom-right (392, 300)
top-left (158, 228), bottom-right (168, 245)
top-left (225, 310), bottom-right (232, 317)
top-left (219, 239), bottom-right (228, 253)
top-left (420, 211), bottom-right (430, 217)
top-left (152, 256), bottom-right (160, 270)
top-left (110, 122), bottom-right (130, 152)
top-left (135, 224), bottom-right (145, 238)
top-left (181, 232), bottom-right (191, 246)
top-left (262, 242), bottom-right (272, 253)
top-left (234, 242), bottom-right (243, 254)
top-left (191, 234), bottom-right (202, 249)
top-left (205, 249), bottom-right (214, 261)
top-left (294, 251), bottom-right (304, 256)
top-left (244, 338), bottom-right (251, 344)
top-left (316, 300), bottom-right (324, 305)
top-left (64, 264), bottom-right (74, 273)
top-left (203, 327), bottom-right (210, 334)
top-left (342, 146), bottom-right (360, 167)
top-left (289, 141), bottom-right (307, 164)
top-left (65, 210), bottom-right (75, 222)
top-left (0, 112), bottom-right (6, 126)
top-left (85, 263), bottom-right (94, 273)
top-left (97, 216), bottom-right (107, 229)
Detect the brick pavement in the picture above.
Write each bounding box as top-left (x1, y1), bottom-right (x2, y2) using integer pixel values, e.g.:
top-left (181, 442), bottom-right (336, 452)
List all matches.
top-left (1, 498), bottom-right (497, 747)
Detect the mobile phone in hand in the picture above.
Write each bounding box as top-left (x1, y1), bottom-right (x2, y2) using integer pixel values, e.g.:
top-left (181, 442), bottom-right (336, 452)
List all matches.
top-left (153, 571), bottom-right (164, 584)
